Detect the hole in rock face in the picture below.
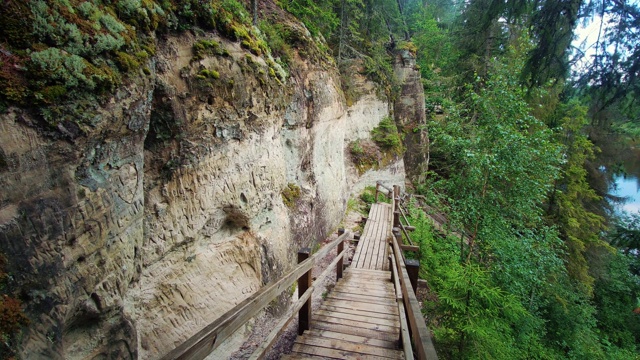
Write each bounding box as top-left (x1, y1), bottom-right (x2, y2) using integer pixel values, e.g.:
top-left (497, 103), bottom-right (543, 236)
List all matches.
top-left (240, 193), bottom-right (248, 203)
top-left (77, 256), bottom-right (86, 263)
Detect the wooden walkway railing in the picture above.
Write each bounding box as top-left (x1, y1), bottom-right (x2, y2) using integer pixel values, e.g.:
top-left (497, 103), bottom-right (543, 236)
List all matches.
top-left (161, 182), bottom-right (438, 360)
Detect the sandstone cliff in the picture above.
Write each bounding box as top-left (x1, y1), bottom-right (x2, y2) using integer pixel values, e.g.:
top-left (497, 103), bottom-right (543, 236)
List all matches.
top-left (0, 21), bottom-right (414, 359)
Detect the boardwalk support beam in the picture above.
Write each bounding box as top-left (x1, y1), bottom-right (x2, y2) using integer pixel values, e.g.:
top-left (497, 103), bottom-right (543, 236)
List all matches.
top-left (298, 248), bottom-right (312, 335)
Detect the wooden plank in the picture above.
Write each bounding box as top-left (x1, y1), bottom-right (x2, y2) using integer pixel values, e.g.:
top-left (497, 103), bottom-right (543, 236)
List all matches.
top-left (313, 314), bottom-right (399, 334)
top-left (333, 285), bottom-right (394, 296)
top-left (327, 289), bottom-right (396, 303)
top-left (281, 354), bottom-right (328, 360)
top-left (343, 272), bottom-right (391, 281)
top-left (359, 204), bottom-right (380, 269)
top-left (331, 288), bottom-right (395, 300)
top-left (344, 276), bottom-right (393, 289)
top-left (368, 203), bottom-right (384, 268)
top-left (297, 335), bottom-right (404, 359)
top-left (315, 309), bottom-right (399, 327)
top-left (312, 321), bottom-right (399, 342)
top-left (365, 204), bottom-right (382, 269)
top-left (346, 268), bottom-right (391, 275)
top-left (292, 343), bottom-right (402, 360)
top-left (323, 297), bottom-right (398, 314)
top-left (353, 205), bottom-right (377, 268)
top-left (333, 285), bottom-right (393, 297)
top-left (306, 329), bottom-right (398, 349)
top-left (321, 300), bottom-right (398, 317)
top-left (318, 305), bottom-right (398, 320)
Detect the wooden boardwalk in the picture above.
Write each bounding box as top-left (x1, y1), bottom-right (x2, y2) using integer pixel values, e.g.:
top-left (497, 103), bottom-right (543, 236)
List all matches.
top-left (284, 202), bottom-right (403, 359)
top-left (352, 203), bottom-right (392, 270)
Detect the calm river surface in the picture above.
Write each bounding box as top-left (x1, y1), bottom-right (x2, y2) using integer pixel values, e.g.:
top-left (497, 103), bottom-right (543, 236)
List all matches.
top-left (611, 173), bottom-right (640, 214)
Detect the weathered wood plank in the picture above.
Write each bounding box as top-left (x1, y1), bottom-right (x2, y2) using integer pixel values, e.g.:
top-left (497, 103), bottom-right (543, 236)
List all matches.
top-left (318, 304), bottom-right (398, 320)
top-left (280, 354), bottom-right (328, 360)
top-left (320, 300), bottom-right (398, 317)
top-left (331, 287), bottom-right (395, 300)
top-left (333, 285), bottom-right (394, 297)
top-left (315, 309), bottom-right (399, 327)
top-left (326, 291), bottom-right (397, 305)
top-left (346, 268), bottom-right (391, 275)
top-left (366, 205), bottom-right (383, 269)
top-left (292, 343), bottom-right (401, 360)
top-left (306, 329), bottom-right (398, 349)
top-left (323, 297), bottom-right (398, 314)
top-left (312, 321), bottom-right (399, 342)
top-left (313, 314), bottom-right (399, 333)
top-left (359, 204), bottom-right (380, 269)
top-left (297, 335), bottom-right (404, 358)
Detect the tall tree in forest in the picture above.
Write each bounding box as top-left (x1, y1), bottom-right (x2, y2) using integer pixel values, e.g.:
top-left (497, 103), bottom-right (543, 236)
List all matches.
top-left (545, 100), bottom-right (607, 294)
top-left (575, 0), bottom-right (640, 131)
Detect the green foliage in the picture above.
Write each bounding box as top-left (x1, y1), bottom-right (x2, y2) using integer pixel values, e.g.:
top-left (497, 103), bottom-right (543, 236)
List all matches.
top-left (371, 117), bottom-right (403, 155)
top-left (359, 185), bottom-right (390, 207)
top-left (258, 21), bottom-right (295, 67)
top-left (281, 183), bottom-right (301, 208)
top-left (545, 99), bottom-right (606, 294)
top-left (277, 0), bottom-right (339, 38)
top-left (192, 39), bottom-right (228, 61)
top-left (591, 250), bottom-right (640, 351)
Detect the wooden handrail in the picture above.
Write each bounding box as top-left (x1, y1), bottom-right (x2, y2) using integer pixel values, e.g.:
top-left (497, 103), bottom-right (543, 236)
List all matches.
top-left (161, 230), bottom-right (350, 360)
top-left (391, 233), bottom-right (439, 360)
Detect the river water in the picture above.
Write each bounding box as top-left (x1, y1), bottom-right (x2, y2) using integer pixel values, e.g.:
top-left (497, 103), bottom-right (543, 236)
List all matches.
top-left (611, 173), bottom-right (640, 214)
top-left (597, 135), bottom-right (640, 215)
top-left (600, 140), bottom-right (640, 214)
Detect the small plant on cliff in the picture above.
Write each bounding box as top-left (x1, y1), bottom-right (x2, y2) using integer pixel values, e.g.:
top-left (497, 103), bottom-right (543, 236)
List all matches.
top-left (281, 183), bottom-right (301, 208)
top-left (371, 116), bottom-right (404, 156)
top-left (192, 39), bottom-right (229, 61)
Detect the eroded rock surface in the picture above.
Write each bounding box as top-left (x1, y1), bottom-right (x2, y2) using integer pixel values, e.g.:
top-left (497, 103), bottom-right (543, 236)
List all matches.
top-left (0, 29), bottom-right (408, 360)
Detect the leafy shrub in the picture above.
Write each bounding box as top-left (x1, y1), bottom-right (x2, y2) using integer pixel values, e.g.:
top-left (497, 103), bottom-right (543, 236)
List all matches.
top-left (371, 117), bottom-right (404, 155)
top-left (30, 48), bottom-right (93, 89)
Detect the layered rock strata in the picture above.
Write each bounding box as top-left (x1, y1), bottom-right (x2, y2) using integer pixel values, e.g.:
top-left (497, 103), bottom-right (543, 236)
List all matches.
top-left (0, 29), bottom-right (407, 359)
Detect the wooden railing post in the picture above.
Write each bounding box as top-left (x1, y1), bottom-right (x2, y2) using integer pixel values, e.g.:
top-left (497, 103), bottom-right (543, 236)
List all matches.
top-left (405, 258), bottom-right (419, 294)
top-left (375, 183), bottom-right (379, 202)
top-left (298, 248), bottom-right (312, 335)
top-left (337, 229), bottom-right (344, 280)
